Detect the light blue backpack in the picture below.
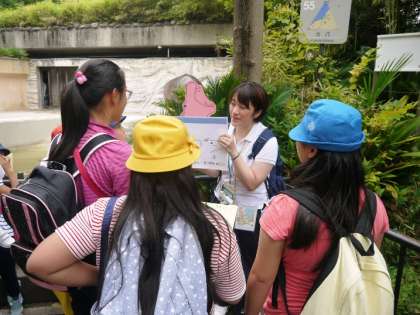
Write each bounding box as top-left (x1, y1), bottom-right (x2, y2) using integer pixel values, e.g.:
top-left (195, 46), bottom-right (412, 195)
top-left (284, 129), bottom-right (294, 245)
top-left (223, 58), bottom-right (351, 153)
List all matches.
top-left (92, 199), bottom-right (208, 315)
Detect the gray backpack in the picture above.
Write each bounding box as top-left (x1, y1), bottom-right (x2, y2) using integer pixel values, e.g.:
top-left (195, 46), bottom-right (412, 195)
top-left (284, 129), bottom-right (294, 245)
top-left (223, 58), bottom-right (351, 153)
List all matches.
top-left (93, 209), bottom-right (207, 315)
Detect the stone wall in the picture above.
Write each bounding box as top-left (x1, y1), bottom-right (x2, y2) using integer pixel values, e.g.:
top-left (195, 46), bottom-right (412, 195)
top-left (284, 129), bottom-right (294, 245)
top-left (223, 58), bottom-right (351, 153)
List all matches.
top-left (0, 58), bottom-right (29, 111)
top-left (28, 57), bottom-right (232, 115)
top-left (0, 24), bottom-right (232, 51)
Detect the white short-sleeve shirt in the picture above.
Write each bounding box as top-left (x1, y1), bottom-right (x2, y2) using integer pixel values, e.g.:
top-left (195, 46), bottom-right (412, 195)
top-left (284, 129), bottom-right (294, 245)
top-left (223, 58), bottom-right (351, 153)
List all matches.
top-left (218, 122), bottom-right (278, 209)
top-left (0, 166), bottom-right (4, 185)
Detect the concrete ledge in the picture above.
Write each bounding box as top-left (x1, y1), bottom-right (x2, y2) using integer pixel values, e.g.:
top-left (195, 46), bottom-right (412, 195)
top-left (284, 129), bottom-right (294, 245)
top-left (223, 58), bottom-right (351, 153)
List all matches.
top-left (0, 24), bottom-right (232, 51)
top-left (0, 110), bottom-right (60, 147)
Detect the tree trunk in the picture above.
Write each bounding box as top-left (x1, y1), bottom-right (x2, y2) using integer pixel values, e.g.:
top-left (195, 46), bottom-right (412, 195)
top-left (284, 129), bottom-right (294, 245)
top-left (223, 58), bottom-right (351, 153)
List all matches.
top-left (233, 0), bottom-right (264, 83)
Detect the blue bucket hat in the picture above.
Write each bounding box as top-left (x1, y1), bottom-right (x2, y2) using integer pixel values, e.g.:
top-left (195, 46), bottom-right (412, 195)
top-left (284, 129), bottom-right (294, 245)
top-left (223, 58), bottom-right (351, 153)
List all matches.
top-left (289, 99), bottom-right (365, 152)
top-left (0, 144), bottom-right (10, 156)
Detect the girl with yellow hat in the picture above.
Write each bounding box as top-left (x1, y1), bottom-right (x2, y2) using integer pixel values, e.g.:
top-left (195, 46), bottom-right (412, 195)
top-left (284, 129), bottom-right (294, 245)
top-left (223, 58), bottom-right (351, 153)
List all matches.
top-left (27, 116), bottom-right (246, 314)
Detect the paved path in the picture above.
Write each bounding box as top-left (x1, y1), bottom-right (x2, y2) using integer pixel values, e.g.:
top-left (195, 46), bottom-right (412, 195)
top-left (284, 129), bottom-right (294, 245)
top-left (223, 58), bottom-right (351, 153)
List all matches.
top-left (0, 303), bottom-right (63, 315)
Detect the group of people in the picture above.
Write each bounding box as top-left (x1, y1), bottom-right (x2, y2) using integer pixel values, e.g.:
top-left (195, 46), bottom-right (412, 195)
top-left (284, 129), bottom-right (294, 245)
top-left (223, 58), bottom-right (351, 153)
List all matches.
top-left (0, 58), bottom-right (389, 315)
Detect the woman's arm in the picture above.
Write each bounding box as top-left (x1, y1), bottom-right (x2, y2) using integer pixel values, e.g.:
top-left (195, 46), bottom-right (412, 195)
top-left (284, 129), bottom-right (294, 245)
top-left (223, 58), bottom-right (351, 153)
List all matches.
top-left (27, 232), bottom-right (98, 287)
top-left (218, 134), bottom-right (275, 191)
top-left (232, 157), bottom-right (273, 191)
top-left (245, 229), bottom-right (285, 315)
top-left (195, 168), bottom-right (220, 177)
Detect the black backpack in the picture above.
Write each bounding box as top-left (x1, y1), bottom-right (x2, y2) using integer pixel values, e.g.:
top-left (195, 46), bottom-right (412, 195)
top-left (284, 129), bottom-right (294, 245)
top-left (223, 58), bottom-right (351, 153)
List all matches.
top-left (0, 133), bottom-right (115, 290)
top-left (248, 128), bottom-right (286, 198)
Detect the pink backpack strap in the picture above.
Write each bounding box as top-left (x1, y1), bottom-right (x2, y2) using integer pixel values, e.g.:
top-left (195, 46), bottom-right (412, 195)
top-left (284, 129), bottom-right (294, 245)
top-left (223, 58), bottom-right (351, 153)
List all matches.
top-left (73, 148), bottom-right (108, 198)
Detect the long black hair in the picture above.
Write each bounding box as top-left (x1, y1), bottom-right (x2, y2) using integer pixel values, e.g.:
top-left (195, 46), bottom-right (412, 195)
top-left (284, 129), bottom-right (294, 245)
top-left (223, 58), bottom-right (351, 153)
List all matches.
top-left (97, 166), bottom-right (221, 314)
top-left (288, 149), bottom-right (365, 250)
top-left (49, 59), bottom-right (125, 162)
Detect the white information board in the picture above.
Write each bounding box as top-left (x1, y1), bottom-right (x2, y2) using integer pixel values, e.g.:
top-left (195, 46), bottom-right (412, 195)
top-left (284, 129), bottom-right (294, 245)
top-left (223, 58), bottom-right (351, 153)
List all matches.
top-left (300, 0), bottom-right (352, 44)
top-left (179, 116), bottom-right (228, 171)
top-left (375, 33), bottom-right (420, 72)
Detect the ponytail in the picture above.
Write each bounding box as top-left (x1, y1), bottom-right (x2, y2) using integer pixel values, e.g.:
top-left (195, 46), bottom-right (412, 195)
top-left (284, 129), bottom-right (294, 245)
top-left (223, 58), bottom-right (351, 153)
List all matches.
top-left (49, 81), bottom-right (90, 162)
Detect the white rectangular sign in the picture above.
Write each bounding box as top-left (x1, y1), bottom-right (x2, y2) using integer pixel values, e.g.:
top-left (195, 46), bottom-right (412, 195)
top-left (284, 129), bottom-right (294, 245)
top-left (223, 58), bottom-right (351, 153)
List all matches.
top-left (178, 116), bottom-right (228, 171)
top-left (375, 33), bottom-right (420, 72)
top-left (300, 0), bottom-right (352, 44)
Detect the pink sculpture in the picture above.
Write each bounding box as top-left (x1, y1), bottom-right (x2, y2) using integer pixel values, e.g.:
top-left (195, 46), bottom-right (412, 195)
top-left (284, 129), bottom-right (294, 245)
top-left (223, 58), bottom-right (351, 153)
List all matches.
top-left (181, 81), bottom-right (216, 117)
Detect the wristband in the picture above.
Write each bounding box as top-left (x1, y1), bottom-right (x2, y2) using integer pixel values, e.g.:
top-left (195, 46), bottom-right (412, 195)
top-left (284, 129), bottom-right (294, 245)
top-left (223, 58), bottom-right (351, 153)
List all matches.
top-left (231, 152), bottom-right (240, 161)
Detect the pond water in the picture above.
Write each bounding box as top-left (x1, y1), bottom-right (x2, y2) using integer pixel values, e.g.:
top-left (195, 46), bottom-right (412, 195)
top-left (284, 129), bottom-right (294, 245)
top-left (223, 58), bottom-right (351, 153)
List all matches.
top-left (10, 141), bottom-right (50, 174)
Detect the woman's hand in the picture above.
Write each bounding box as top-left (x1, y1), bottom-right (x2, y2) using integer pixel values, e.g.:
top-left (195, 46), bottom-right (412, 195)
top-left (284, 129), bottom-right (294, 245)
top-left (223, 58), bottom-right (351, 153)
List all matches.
top-left (0, 155), bottom-right (12, 171)
top-left (218, 134), bottom-right (238, 157)
top-left (0, 155), bottom-right (18, 189)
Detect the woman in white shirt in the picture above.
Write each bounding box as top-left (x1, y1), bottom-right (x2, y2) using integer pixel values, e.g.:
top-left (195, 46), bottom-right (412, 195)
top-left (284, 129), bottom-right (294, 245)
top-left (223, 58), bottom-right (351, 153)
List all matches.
top-left (204, 82), bottom-right (279, 313)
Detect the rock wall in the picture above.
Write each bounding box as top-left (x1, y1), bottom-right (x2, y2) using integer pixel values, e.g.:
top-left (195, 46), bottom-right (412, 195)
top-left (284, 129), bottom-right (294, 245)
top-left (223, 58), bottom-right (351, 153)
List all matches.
top-left (28, 57), bottom-right (232, 115)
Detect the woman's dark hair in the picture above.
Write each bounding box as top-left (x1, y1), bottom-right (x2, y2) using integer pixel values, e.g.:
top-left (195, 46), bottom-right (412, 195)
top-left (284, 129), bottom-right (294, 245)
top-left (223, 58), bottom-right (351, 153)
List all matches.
top-left (231, 81), bottom-right (269, 121)
top-left (49, 59), bottom-right (125, 162)
top-left (288, 149), bottom-right (365, 250)
top-left (96, 167), bottom-right (222, 314)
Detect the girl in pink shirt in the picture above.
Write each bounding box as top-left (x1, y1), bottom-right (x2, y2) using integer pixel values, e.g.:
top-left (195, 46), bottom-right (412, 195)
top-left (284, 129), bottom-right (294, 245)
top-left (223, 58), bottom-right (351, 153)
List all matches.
top-left (48, 59), bottom-right (131, 207)
top-left (245, 99), bottom-right (390, 315)
top-left (47, 59), bottom-right (132, 315)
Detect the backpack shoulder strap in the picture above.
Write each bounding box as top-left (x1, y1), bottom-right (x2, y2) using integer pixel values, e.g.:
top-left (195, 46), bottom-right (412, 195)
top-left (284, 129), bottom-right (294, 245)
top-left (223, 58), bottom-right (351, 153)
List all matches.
top-left (355, 189), bottom-right (377, 236)
top-left (271, 188), bottom-right (327, 311)
top-left (73, 133), bottom-right (116, 198)
top-left (248, 128), bottom-right (274, 160)
top-left (99, 197), bottom-right (118, 274)
top-left (281, 188), bottom-right (327, 222)
top-left (48, 133), bottom-right (62, 158)
top-left (79, 133), bottom-right (116, 163)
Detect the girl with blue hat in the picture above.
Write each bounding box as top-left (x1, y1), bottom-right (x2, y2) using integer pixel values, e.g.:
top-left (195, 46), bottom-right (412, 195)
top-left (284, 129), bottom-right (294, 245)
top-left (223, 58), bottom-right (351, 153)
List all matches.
top-left (245, 99), bottom-right (390, 315)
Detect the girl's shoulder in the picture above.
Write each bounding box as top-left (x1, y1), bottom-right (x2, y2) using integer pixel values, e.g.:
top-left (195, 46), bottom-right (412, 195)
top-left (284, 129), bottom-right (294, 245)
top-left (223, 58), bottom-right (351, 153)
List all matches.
top-left (259, 194), bottom-right (301, 241)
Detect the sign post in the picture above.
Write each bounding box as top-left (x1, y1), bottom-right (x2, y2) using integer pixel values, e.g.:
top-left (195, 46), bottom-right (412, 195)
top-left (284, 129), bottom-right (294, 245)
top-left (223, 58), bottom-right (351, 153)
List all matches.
top-left (300, 0), bottom-right (352, 44)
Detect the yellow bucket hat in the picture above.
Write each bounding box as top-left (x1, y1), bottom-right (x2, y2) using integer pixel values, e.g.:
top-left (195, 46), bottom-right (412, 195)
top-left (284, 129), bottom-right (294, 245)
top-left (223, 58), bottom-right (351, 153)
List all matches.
top-left (126, 115), bottom-right (201, 173)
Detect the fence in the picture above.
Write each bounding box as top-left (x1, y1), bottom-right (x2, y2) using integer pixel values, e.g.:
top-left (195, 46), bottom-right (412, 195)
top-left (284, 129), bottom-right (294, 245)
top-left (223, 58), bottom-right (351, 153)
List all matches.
top-left (384, 229), bottom-right (420, 314)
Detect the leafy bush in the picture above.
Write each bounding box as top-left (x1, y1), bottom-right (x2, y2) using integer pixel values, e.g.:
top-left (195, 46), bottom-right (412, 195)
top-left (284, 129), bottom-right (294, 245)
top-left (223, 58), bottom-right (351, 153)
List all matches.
top-left (0, 47), bottom-right (28, 58)
top-left (0, 0), bottom-right (233, 27)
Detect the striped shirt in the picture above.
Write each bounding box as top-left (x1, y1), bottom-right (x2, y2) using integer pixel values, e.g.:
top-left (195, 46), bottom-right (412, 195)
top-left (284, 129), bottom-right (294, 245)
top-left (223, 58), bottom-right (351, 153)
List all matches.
top-left (0, 214), bottom-right (14, 238)
top-left (0, 168), bottom-right (14, 241)
top-left (56, 197), bottom-right (246, 302)
top-left (76, 120), bottom-right (132, 206)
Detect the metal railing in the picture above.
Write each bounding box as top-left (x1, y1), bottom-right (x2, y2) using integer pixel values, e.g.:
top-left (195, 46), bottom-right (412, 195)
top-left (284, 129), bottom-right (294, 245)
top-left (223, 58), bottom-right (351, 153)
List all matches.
top-left (384, 229), bottom-right (420, 314)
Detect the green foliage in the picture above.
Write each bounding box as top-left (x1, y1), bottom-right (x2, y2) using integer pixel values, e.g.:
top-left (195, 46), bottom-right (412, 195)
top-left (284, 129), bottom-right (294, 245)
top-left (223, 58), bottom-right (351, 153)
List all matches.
top-left (156, 88), bottom-right (185, 116)
top-left (382, 240), bottom-right (420, 315)
top-left (262, 3), bottom-right (339, 91)
top-left (0, 0), bottom-right (233, 27)
top-left (0, 48), bottom-right (28, 58)
top-left (205, 72), bottom-right (241, 117)
top-left (361, 54), bottom-right (412, 107)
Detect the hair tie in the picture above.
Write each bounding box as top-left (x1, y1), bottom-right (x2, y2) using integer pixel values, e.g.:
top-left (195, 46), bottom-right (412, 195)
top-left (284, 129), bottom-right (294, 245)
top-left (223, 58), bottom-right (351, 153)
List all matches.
top-left (74, 70), bottom-right (87, 85)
